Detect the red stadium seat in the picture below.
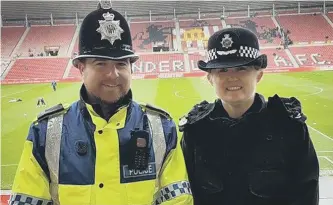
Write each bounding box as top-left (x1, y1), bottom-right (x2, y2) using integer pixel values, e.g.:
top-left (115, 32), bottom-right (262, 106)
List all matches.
top-left (276, 14), bottom-right (333, 44)
top-left (1, 27), bottom-right (26, 57)
top-left (130, 21), bottom-right (175, 52)
top-left (5, 58), bottom-right (69, 80)
top-left (225, 17), bottom-right (281, 46)
top-left (18, 26), bottom-right (76, 56)
top-left (288, 46), bottom-right (333, 67)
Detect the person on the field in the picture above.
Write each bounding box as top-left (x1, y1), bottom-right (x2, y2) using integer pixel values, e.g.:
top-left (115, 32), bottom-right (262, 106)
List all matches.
top-left (10, 2), bottom-right (193, 205)
top-left (36, 97), bottom-right (46, 107)
top-left (179, 27), bottom-right (319, 205)
top-left (51, 80), bottom-right (57, 91)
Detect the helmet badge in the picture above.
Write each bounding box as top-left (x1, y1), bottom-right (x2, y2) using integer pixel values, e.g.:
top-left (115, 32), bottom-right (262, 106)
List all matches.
top-left (96, 12), bottom-right (124, 45)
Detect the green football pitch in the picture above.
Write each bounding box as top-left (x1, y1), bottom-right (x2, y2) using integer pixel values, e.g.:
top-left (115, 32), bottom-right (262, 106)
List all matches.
top-left (1, 71), bottom-right (333, 189)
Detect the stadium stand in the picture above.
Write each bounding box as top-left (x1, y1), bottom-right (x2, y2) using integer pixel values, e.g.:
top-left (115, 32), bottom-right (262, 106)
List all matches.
top-left (225, 17), bottom-right (281, 46)
top-left (4, 58), bottom-right (69, 81)
top-left (18, 25), bottom-right (76, 57)
top-left (72, 38), bottom-right (79, 56)
top-left (327, 12), bottom-right (333, 22)
top-left (68, 65), bottom-right (80, 78)
top-left (1, 1), bottom-right (333, 82)
top-left (261, 48), bottom-right (294, 68)
top-left (187, 51), bottom-right (206, 71)
top-left (276, 14), bottom-right (333, 43)
top-left (178, 19), bottom-right (222, 50)
top-left (288, 45), bottom-right (333, 67)
top-left (130, 21), bottom-right (175, 52)
top-left (1, 27), bottom-right (26, 57)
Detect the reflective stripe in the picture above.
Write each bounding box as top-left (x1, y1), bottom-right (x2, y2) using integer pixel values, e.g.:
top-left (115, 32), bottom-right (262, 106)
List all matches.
top-left (45, 114), bottom-right (63, 205)
top-left (9, 193), bottom-right (52, 205)
top-left (146, 110), bottom-right (167, 178)
top-left (153, 181), bottom-right (192, 205)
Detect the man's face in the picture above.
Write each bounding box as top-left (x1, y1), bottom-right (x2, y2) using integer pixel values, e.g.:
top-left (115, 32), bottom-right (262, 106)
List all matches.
top-left (208, 66), bottom-right (263, 104)
top-left (78, 58), bottom-right (132, 103)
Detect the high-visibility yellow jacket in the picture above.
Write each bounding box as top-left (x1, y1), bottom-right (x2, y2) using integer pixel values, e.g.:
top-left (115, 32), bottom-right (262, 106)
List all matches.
top-left (10, 92), bottom-right (193, 205)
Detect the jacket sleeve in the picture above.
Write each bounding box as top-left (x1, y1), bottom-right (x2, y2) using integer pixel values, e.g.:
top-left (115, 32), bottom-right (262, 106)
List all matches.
top-left (9, 123), bottom-right (52, 205)
top-left (291, 123), bottom-right (319, 205)
top-left (153, 120), bottom-right (194, 205)
top-left (181, 129), bottom-right (204, 205)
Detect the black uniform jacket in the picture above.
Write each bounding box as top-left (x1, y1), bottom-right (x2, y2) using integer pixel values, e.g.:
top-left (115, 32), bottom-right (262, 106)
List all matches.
top-left (180, 94), bottom-right (319, 205)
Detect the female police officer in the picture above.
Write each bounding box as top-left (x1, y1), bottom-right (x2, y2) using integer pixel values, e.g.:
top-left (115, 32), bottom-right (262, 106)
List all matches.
top-left (179, 27), bottom-right (319, 205)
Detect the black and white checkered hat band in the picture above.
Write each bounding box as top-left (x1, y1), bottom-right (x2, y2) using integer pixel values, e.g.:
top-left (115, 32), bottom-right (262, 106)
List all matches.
top-left (206, 46), bottom-right (260, 62)
top-left (206, 48), bottom-right (218, 62)
top-left (239, 46), bottom-right (260, 59)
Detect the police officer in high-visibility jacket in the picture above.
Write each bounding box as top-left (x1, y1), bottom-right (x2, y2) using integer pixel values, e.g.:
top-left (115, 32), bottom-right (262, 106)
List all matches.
top-left (9, 2), bottom-right (193, 205)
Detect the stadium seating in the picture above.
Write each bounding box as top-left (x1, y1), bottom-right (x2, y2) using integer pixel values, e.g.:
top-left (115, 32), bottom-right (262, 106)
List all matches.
top-left (327, 12), bottom-right (333, 22)
top-left (5, 58), bottom-right (69, 80)
top-left (3, 10), bottom-right (333, 82)
top-left (188, 51), bottom-right (206, 71)
top-left (178, 19), bottom-right (222, 50)
top-left (1, 27), bottom-right (26, 57)
top-left (68, 65), bottom-right (81, 78)
top-left (276, 14), bottom-right (333, 43)
top-left (73, 38), bottom-right (79, 55)
top-left (225, 17), bottom-right (281, 46)
top-left (261, 48), bottom-right (294, 68)
top-left (288, 46), bottom-right (333, 67)
top-left (130, 21), bottom-right (175, 52)
top-left (18, 25), bottom-right (76, 56)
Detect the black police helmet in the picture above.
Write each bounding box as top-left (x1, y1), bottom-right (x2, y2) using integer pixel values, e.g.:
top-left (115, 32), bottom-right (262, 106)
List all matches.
top-left (198, 27), bottom-right (267, 72)
top-left (73, 3), bottom-right (139, 68)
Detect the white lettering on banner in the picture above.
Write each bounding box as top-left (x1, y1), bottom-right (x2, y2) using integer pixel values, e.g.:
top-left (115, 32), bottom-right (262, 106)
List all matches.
top-left (311, 53), bottom-right (327, 65)
top-left (295, 54), bottom-right (307, 66)
top-left (146, 62), bottom-right (156, 73)
top-left (173, 60), bottom-right (184, 71)
top-left (159, 61), bottom-right (170, 72)
top-left (158, 73), bottom-right (184, 78)
top-left (274, 55), bottom-right (290, 67)
top-left (190, 60), bottom-right (200, 71)
top-left (132, 60), bottom-right (185, 73)
top-left (132, 61), bottom-right (144, 73)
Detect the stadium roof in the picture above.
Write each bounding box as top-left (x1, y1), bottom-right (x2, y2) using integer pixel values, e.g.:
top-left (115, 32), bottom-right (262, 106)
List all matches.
top-left (1, 1), bottom-right (332, 21)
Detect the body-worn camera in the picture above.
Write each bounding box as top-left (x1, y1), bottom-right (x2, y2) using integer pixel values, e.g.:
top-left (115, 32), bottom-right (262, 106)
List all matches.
top-left (127, 128), bottom-right (150, 170)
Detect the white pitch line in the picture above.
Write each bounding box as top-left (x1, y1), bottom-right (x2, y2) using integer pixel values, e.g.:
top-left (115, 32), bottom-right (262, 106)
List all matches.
top-left (317, 151), bottom-right (333, 153)
top-left (174, 90), bottom-right (201, 100)
top-left (283, 84), bottom-right (324, 97)
top-left (308, 125), bottom-right (333, 142)
top-left (322, 156), bottom-right (333, 165)
top-left (302, 86), bottom-right (324, 96)
top-left (1, 164), bottom-right (18, 167)
top-left (1, 86), bottom-right (40, 98)
top-left (174, 90), bottom-right (186, 99)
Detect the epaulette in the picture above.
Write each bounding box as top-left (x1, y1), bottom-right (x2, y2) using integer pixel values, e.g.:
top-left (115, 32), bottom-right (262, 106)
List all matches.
top-left (179, 100), bottom-right (215, 132)
top-left (36, 103), bottom-right (69, 122)
top-left (140, 103), bottom-right (171, 120)
top-left (267, 94), bottom-right (307, 123)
